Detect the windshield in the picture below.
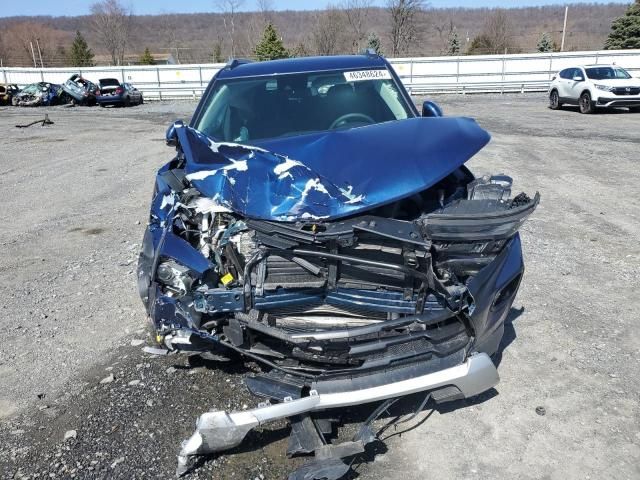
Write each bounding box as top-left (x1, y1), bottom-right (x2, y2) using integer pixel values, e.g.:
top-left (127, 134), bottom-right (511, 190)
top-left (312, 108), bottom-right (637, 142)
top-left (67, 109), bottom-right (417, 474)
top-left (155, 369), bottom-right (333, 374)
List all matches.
top-left (194, 68), bottom-right (413, 142)
top-left (585, 67), bottom-right (632, 80)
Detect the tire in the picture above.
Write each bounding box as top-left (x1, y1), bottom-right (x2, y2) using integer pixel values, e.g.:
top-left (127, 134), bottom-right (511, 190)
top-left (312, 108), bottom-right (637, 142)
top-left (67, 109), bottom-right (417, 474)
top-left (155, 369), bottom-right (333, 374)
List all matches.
top-left (99, 103), bottom-right (105, 108)
top-left (629, 106), bottom-right (640, 113)
top-left (549, 90), bottom-right (561, 110)
top-left (579, 92), bottom-right (595, 114)
top-left (139, 96), bottom-right (144, 105)
top-left (124, 96), bottom-right (131, 107)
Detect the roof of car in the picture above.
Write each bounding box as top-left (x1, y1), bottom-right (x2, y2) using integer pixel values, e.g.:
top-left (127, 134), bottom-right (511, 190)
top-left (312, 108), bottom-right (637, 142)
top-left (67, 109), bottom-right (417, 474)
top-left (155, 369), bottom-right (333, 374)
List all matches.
top-left (216, 55), bottom-right (388, 79)
top-left (581, 64), bottom-right (616, 68)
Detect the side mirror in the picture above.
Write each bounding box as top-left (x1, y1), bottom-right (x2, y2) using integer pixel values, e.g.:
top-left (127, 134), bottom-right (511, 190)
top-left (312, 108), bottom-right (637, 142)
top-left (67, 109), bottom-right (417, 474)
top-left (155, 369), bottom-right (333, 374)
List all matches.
top-left (422, 100), bottom-right (443, 118)
top-left (573, 76), bottom-right (584, 82)
top-left (165, 120), bottom-right (183, 147)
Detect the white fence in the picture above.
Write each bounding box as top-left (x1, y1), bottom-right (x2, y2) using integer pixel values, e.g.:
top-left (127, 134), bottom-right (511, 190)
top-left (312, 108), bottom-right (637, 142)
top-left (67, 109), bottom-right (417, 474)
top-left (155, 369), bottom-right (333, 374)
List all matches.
top-left (2, 49), bottom-right (640, 99)
top-left (390, 49), bottom-right (640, 94)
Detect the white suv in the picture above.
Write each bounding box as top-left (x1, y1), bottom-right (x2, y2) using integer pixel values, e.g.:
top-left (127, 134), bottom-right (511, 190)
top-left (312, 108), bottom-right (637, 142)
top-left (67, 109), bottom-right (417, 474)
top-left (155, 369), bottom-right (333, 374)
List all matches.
top-left (548, 65), bottom-right (640, 114)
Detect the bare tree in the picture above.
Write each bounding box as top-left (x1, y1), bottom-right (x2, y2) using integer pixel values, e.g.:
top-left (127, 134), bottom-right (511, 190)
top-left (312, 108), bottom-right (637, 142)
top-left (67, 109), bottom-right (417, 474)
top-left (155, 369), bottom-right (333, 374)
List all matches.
top-left (387, 0), bottom-right (426, 56)
top-left (0, 31), bottom-right (6, 67)
top-left (90, 0), bottom-right (131, 65)
top-left (312, 6), bottom-right (345, 55)
top-left (215, 0), bottom-right (245, 58)
top-left (257, 0), bottom-right (274, 25)
top-left (340, 0), bottom-right (372, 53)
top-left (3, 22), bottom-right (70, 67)
top-left (160, 15), bottom-right (184, 64)
top-left (468, 9), bottom-right (518, 54)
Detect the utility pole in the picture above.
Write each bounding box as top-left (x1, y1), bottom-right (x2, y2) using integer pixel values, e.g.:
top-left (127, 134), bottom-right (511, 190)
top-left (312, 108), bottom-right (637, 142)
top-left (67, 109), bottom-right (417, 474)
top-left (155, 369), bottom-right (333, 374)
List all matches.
top-left (35, 38), bottom-right (44, 68)
top-left (29, 41), bottom-right (37, 67)
top-left (560, 6), bottom-right (568, 52)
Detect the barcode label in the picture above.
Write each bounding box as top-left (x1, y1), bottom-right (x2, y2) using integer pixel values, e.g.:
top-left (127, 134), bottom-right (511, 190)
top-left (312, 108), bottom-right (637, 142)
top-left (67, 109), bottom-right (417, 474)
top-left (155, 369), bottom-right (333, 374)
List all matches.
top-left (343, 69), bottom-right (392, 82)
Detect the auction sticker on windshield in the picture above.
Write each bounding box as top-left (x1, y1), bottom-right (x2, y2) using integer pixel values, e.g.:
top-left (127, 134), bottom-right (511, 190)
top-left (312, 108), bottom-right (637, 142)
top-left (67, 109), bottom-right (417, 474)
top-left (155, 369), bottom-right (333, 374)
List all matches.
top-left (344, 69), bottom-right (392, 82)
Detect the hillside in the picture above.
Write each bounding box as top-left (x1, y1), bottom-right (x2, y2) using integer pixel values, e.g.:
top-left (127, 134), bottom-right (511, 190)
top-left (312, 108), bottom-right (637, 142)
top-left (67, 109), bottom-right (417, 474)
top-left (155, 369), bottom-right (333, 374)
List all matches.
top-left (0, 3), bottom-right (628, 67)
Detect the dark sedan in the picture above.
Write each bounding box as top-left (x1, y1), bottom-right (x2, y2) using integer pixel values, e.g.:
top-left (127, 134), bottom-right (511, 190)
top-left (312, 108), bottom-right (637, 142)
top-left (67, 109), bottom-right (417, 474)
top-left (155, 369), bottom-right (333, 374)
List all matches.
top-left (96, 78), bottom-right (143, 107)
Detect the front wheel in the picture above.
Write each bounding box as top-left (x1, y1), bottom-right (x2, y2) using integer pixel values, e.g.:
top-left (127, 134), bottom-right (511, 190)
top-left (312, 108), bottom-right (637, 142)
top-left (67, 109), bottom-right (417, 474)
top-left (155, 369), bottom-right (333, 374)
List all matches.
top-left (549, 90), bottom-right (561, 110)
top-left (579, 92), bottom-right (595, 114)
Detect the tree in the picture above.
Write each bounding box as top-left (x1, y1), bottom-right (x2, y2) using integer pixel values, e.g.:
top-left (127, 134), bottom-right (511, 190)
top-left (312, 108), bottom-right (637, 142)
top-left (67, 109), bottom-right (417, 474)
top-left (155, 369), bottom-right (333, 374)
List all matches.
top-left (139, 47), bottom-right (155, 65)
top-left (605, 0), bottom-right (640, 49)
top-left (212, 42), bottom-right (224, 63)
top-left (161, 15), bottom-right (184, 64)
top-left (0, 31), bottom-right (7, 67)
top-left (216, 0), bottom-right (245, 58)
top-left (91, 0), bottom-right (131, 66)
top-left (257, 0), bottom-right (274, 25)
top-left (536, 32), bottom-right (554, 52)
top-left (447, 29), bottom-right (460, 55)
top-left (69, 31), bottom-right (94, 66)
top-left (313, 7), bottom-right (345, 56)
top-left (290, 43), bottom-right (309, 58)
top-left (387, 0), bottom-right (426, 56)
top-left (467, 9), bottom-right (517, 55)
top-left (341, 0), bottom-right (373, 53)
top-left (2, 22), bottom-right (69, 67)
top-left (366, 32), bottom-right (383, 55)
top-left (254, 23), bottom-right (289, 61)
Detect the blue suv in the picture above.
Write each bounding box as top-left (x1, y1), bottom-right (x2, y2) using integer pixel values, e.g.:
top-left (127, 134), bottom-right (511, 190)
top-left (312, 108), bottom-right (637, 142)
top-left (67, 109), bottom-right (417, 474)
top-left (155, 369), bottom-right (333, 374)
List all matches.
top-left (137, 54), bottom-right (539, 474)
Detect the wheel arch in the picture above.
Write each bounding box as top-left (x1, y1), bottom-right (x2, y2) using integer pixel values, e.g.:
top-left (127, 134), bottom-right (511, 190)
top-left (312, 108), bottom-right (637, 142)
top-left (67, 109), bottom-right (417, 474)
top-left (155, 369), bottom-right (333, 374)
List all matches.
top-left (581, 88), bottom-right (593, 98)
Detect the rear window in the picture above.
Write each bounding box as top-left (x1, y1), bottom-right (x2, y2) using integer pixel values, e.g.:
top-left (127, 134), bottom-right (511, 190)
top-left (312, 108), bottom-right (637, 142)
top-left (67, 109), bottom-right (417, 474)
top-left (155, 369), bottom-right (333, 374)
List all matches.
top-left (100, 79), bottom-right (120, 87)
top-left (559, 69), bottom-right (572, 79)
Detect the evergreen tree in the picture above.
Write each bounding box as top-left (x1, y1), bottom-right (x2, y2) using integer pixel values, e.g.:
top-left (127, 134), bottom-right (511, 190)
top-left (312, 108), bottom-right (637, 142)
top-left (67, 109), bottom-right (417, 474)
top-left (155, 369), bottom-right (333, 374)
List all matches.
top-left (605, 0), bottom-right (640, 49)
top-left (69, 31), bottom-right (94, 67)
top-left (537, 32), bottom-right (554, 52)
top-left (139, 47), bottom-right (155, 65)
top-left (254, 23), bottom-right (289, 61)
top-left (447, 30), bottom-right (460, 55)
top-left (365, 32), bottom-right (383, 55)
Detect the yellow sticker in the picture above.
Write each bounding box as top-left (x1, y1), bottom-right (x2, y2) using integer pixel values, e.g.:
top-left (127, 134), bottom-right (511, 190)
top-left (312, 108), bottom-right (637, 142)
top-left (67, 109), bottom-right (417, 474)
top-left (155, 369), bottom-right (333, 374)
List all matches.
top-left (221, 272), bottom-right (234, 286)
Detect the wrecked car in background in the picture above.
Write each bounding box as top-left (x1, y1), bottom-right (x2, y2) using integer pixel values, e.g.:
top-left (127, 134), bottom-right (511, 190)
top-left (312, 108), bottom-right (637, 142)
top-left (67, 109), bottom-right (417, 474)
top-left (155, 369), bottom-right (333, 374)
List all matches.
top-left (62, 74), bottom-right (98, 106)
top-left (137, 54), bottom-right (539, 478)
top-left (0, 83), bottom-right (20, 106)
top-left (11, 82), bottom-right (70, 107)
top-left (96, 78), bottom-right (144, 107)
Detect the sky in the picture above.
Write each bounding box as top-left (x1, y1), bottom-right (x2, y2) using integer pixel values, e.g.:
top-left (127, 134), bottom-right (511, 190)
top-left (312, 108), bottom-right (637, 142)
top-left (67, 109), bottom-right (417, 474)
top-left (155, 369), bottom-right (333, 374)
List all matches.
top-left (0, 0), bottom-right (630, 18)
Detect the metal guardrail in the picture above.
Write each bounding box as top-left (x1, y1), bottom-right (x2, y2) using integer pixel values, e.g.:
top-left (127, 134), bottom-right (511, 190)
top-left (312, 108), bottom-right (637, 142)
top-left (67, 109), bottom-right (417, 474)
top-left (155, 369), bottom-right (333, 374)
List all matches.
top-left (2, 49), bottom-right (640, 99)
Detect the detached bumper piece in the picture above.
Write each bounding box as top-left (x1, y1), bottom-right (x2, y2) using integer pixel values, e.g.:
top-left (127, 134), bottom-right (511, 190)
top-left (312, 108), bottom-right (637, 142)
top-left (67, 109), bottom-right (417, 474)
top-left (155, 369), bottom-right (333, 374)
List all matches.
top-left (177, 353), bottom-right (498, 476)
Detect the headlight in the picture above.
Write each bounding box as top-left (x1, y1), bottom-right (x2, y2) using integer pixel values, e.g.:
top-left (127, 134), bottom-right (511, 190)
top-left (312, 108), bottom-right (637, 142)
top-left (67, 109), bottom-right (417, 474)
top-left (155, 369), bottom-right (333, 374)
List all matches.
top-left (595, 84), bottom-right (614, 92)
top-left (156, 260), bottom-right (194, 296)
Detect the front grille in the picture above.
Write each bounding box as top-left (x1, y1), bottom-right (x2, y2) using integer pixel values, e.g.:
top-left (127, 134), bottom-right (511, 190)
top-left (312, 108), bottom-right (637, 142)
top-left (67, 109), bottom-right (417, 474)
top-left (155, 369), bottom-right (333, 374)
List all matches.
top-left (612, 87), bottom-right (640, 96)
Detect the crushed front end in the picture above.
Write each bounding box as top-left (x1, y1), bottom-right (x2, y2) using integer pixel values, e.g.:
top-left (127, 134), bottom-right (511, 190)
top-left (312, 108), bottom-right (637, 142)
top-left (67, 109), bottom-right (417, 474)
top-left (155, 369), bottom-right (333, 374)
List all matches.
top-left (137, 120), bottom-right (538, 476)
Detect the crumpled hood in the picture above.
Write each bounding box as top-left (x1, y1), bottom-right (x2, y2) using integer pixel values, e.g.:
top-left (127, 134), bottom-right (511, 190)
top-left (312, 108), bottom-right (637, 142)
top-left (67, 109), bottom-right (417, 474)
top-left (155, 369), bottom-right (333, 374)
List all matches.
top-left (174, 116), bottom-right (490, 221)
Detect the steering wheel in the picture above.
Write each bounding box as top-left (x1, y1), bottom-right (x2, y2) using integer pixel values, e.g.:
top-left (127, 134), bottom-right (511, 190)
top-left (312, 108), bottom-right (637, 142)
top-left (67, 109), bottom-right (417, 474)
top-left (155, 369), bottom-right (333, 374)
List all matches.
top-left (329, 113), bottom-right (375, 130)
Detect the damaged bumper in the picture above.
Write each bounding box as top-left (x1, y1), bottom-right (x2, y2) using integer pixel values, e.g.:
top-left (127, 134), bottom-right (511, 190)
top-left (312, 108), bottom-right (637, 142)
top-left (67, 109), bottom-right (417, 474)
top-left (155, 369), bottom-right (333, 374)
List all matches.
top-left (137, 118), bottom-right (538, 477)
top-left (178, 352), bottom-right (497, 458)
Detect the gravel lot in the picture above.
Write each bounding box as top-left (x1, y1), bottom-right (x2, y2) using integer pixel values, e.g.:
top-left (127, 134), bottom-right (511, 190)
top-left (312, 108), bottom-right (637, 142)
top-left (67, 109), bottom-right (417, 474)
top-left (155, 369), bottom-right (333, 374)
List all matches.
top-left (0, 95), bottom-right (638, 480)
